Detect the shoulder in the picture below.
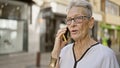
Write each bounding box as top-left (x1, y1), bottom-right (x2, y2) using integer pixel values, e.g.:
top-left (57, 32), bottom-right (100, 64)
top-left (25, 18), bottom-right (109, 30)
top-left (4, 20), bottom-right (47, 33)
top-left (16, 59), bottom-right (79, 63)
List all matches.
top-left (93, 44), bottom-right (119, 67)
top-left (60, 43), bottom-right (74, 57)
top-left (92, 43), bottom-right (116, 59)
top-left (61, 43), bottom-right (74, 52)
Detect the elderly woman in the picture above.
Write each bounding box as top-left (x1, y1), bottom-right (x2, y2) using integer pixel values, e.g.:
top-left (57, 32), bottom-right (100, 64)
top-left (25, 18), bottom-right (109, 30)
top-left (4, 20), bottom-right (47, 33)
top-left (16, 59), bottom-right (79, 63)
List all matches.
top-left (49, 0), bottom-right (119, 68)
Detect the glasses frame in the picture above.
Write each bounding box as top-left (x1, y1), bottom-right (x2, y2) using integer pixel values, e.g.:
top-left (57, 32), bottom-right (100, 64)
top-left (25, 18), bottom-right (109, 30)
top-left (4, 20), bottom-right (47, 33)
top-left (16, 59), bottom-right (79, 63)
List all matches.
top-left (65, 16), bottom-right (91, 25)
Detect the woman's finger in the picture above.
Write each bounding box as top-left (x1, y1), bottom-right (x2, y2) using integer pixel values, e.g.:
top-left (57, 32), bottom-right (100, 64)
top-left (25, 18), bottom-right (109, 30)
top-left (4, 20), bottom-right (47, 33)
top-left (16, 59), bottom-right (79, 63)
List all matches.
top-left (56, 28), bottom-right (67, 38)
top-left (56, 30), bottom-right (66, 40)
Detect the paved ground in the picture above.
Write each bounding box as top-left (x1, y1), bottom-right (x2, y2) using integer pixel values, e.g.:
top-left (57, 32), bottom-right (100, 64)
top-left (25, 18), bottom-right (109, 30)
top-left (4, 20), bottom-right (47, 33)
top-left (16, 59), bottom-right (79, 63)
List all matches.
top-left (0, 52), bottom-right (50, 68)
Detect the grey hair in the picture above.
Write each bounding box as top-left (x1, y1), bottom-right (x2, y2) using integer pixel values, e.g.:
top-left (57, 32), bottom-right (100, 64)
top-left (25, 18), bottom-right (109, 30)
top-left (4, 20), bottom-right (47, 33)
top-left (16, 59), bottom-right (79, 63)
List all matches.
top-left (68, 0), bottom-right (92, 17)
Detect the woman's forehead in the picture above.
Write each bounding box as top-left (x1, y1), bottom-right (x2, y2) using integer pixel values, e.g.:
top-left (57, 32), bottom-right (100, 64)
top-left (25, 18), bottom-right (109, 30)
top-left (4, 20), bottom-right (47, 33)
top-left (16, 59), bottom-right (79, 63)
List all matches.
top-left (67, 7), bottom-right (87, 17)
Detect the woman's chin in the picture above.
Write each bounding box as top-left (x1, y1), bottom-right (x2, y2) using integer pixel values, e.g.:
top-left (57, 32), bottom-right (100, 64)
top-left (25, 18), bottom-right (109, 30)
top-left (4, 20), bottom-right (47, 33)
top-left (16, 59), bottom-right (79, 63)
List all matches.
top-left (71, 36), bottom-right (78, 41)
top-left (71, 35), bottom-right (83, 41)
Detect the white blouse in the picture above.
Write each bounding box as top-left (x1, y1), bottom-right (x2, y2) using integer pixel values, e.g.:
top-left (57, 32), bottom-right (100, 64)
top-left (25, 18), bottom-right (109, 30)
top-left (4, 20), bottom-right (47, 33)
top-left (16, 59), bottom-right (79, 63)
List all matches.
top-left (59, 43), bottom-right (119, 68)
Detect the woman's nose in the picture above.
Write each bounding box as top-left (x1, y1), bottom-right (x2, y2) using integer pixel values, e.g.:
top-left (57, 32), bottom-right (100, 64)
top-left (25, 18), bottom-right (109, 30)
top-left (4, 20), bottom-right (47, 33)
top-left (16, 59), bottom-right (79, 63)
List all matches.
top-left (71, 19), bottom-right (76, 25)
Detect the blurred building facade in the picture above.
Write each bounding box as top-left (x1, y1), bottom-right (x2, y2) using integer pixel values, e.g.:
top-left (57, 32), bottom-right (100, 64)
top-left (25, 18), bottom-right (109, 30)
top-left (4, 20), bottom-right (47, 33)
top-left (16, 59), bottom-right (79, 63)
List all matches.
top-left (91, 0), bottom-right (120, 50)
top-left (0, 0), bottom-right (120, 55)
top-left (88, 0), bottom-right (120, 51)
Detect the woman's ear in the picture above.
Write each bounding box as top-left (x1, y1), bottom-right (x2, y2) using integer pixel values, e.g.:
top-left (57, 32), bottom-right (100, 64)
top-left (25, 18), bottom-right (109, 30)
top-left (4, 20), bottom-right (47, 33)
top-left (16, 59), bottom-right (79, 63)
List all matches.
top-left (88, 17), bottom-right (94, 29)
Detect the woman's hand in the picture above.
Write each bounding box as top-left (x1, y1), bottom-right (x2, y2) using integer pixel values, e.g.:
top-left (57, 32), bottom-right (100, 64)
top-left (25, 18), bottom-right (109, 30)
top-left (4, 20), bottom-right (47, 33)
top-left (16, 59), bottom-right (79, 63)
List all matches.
top-left (51, 27), bottom-right (68, 58)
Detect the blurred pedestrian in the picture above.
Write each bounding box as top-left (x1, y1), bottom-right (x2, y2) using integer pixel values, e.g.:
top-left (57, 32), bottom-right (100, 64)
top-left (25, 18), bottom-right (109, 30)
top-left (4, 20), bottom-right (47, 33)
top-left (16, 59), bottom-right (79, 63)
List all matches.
top-left (49, 0), bottom-right (119, 68)
top-left (107, 37), bottom-right (112, 48)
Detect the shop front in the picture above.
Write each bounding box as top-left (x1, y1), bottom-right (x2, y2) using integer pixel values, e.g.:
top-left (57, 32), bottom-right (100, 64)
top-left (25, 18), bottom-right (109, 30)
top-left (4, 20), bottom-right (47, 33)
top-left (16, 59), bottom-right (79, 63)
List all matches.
top-left (0, 1), bottom-right (29, 54)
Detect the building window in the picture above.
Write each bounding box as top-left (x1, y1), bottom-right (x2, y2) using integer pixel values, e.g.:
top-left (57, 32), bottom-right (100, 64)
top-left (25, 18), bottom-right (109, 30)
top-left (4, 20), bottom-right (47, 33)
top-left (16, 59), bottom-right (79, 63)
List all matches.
top-left (0, 1), bottom-right (29, 54)
top-left (105, 0), bottom-right (119, 16)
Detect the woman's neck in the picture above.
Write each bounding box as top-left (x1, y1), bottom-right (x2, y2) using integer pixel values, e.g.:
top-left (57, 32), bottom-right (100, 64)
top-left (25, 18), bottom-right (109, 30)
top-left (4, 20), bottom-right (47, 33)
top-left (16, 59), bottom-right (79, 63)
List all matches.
top-left (74, 35), bottom-right (96, 49)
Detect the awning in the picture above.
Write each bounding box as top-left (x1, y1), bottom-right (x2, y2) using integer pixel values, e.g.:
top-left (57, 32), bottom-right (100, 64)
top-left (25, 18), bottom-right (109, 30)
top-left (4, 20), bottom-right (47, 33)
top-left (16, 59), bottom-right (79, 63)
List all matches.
top-left (100, 22), bottom-right (120, 30)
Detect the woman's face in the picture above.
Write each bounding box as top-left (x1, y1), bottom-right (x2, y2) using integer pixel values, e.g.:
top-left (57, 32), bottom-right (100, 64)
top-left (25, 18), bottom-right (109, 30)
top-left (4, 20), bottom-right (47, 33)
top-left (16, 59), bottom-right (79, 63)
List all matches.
top-left (66, 6), bottom-right (94, 41)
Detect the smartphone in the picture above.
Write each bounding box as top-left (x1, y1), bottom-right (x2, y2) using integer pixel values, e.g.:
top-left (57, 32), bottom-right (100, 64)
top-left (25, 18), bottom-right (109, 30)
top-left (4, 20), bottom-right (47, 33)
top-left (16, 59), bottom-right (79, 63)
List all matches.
top-left (62, 28), bottom-right (70, 42)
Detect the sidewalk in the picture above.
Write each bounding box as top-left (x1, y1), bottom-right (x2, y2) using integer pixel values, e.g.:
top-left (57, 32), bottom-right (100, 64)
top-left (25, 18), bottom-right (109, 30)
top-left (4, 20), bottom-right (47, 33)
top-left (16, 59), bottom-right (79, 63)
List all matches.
top-left (26, 52), bottom-right (51, 68)
top-left (0, 52), bottom-right (51, 68)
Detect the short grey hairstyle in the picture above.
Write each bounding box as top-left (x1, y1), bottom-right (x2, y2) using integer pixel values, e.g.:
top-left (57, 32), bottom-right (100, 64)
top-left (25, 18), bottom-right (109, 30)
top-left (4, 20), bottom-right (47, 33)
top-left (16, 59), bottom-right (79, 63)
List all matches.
top-left (68, 0), bottom-right (92, 17)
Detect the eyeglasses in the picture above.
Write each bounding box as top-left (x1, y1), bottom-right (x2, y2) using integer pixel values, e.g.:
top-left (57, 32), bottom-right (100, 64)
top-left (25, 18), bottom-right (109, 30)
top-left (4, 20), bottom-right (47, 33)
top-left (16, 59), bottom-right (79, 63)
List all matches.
top-left (65, 16), bottom-right (90, 25)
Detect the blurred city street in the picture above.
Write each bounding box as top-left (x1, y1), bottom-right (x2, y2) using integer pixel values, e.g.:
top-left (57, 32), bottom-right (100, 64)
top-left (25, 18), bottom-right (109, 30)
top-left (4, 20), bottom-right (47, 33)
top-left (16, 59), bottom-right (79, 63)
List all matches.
top-left (0, 0), bottom-right (120, 68)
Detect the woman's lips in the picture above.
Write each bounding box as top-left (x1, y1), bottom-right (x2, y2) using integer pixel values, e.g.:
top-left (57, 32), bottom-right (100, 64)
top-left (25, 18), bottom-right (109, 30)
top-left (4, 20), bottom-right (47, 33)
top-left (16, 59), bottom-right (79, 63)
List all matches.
top-left (70, 30), bottom-right (78, 34)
